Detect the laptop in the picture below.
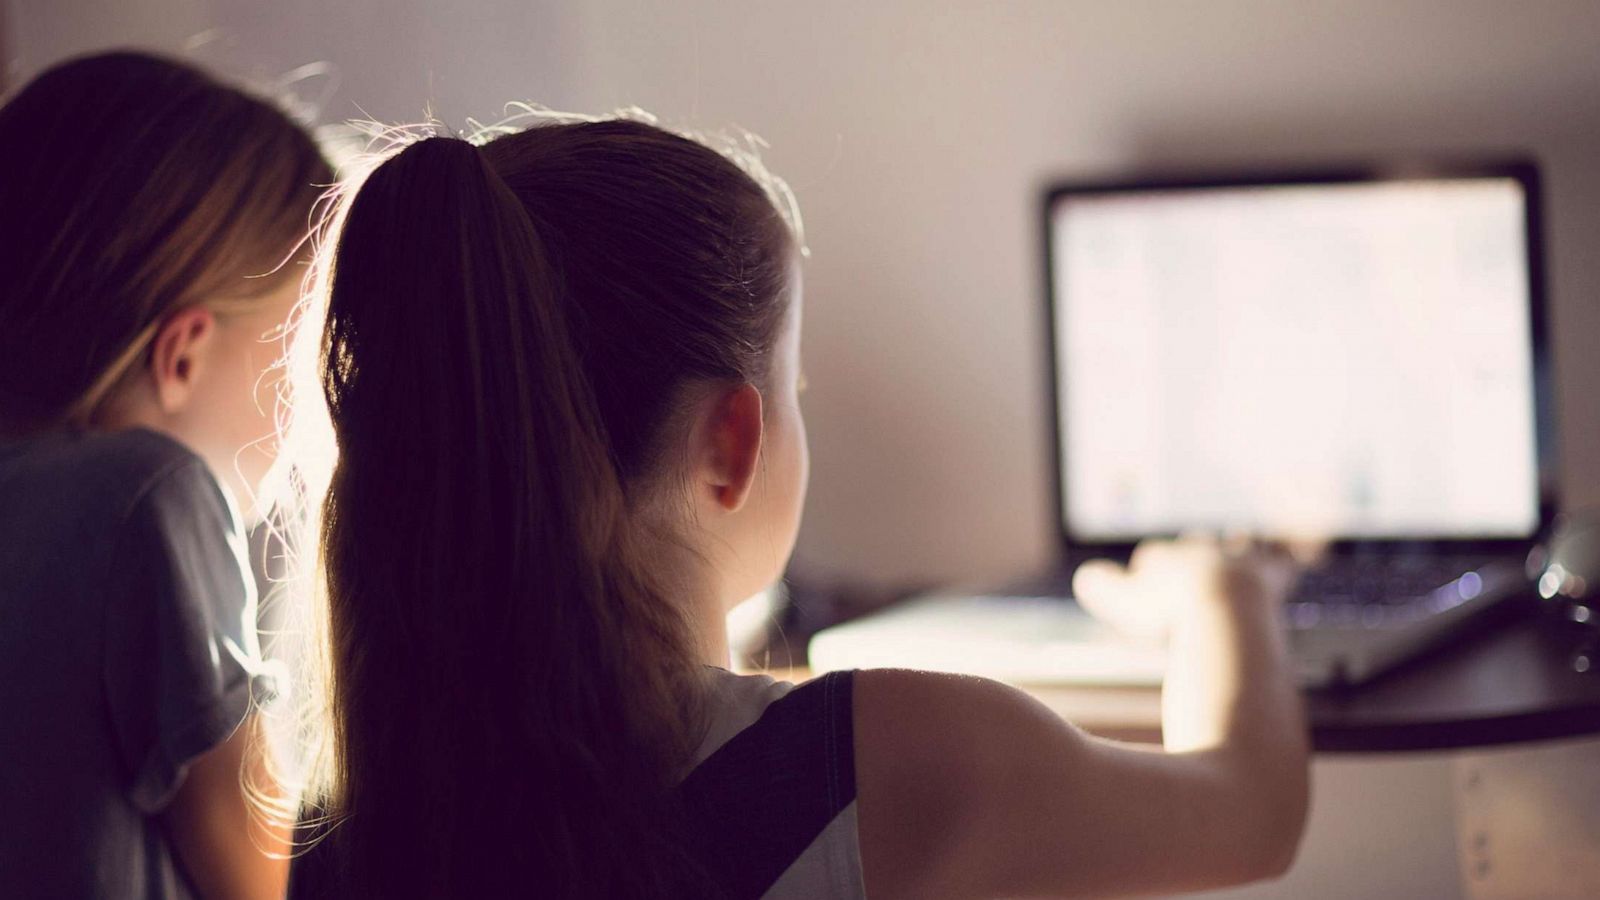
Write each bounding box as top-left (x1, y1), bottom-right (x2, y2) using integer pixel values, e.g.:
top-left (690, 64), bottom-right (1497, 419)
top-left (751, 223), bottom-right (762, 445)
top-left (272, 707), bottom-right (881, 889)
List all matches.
top-left (811, 160), bottom-right (1556, 688)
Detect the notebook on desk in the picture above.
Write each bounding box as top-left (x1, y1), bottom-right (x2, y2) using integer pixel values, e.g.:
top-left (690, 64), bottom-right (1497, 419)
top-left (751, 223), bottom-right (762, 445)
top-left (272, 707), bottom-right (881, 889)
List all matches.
top-left (813, 160), bottom-right (1556, 688)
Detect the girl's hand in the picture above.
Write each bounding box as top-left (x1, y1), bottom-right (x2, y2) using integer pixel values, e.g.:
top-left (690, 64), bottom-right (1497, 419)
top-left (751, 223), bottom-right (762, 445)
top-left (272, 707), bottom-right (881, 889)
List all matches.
top-left (1071, 534), bottom-right (1309, 644)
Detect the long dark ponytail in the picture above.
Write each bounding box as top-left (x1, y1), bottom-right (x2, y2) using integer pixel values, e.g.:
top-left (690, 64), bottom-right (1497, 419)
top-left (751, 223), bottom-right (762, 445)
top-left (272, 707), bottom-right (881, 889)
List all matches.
top-left (306, 120), bottom-right (795, 897)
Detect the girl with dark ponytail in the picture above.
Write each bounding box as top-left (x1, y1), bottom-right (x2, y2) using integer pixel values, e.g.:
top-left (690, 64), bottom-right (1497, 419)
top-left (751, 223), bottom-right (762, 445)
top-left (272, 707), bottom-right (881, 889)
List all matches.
top-left (287, 112), bottom-right (1310, 899)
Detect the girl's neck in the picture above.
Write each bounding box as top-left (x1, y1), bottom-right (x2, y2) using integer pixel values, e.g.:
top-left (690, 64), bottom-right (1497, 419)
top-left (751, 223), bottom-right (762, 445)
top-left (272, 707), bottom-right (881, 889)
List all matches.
top-left (675, 558), bottom-right (732, 669)
top-left (633, 514), bottom-right (734, 669)
top-left (696, 614), bottom-right (733, 669)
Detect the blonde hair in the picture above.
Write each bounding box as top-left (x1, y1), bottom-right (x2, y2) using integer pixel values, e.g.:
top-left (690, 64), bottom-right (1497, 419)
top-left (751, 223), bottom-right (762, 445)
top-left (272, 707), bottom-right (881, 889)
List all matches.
top-left (0, 50), bottom-right (331, 434)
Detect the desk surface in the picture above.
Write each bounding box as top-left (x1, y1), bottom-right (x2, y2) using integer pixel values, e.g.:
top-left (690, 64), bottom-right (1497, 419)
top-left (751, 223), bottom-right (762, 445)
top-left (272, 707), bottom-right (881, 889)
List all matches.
top-left (1304, 605), bottom-right (1600, 752)
top-left (764, 604), bottom-right (1600, 753)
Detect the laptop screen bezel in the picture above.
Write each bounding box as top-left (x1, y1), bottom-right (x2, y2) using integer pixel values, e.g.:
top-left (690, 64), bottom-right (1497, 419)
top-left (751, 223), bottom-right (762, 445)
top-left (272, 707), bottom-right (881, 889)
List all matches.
top-left (1039, 159), bottom-right (1557, 566)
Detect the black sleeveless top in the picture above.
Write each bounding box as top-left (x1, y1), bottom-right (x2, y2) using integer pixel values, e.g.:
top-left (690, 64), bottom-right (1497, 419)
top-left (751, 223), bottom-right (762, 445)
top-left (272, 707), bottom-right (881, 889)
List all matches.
top-left (288, 669), bottom-right (860, 899)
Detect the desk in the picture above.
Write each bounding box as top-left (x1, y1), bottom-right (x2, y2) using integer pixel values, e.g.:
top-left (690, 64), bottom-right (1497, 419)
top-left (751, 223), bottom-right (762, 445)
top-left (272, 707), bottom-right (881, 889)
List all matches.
top-left (1306, 605), bottom-right (1600, 752)
top-left (762, 602), bottom-right (1600, 753)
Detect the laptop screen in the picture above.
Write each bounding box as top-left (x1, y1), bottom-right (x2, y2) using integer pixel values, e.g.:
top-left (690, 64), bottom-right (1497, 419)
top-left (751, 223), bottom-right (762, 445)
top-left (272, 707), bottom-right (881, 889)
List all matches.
top-left (1049, 173), bottom-right (1542, 542)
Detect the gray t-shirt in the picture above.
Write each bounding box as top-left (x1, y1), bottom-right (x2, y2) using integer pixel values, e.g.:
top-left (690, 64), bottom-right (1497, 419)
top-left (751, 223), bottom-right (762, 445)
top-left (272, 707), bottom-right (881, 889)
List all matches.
top-left (0, 427), bottom-right (263, 897)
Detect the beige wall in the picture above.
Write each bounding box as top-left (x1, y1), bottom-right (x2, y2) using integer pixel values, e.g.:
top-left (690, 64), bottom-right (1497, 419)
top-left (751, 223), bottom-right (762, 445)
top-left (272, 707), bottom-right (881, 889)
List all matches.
top-left (11, 0), bottom-right (1600, 591)
top-left (558, 1), bottom-right (1600, 590)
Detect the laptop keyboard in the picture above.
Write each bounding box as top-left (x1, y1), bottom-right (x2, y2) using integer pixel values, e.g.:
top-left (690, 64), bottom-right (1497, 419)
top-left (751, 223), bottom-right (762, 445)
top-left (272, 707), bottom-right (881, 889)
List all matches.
top-left (1286, 556), bottom-right (1501, 629)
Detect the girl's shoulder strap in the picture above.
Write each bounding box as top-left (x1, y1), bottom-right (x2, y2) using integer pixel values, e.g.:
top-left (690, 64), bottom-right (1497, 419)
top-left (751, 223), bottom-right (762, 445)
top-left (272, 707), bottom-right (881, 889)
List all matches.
top-left (676, 669), bottom-right (861, 899)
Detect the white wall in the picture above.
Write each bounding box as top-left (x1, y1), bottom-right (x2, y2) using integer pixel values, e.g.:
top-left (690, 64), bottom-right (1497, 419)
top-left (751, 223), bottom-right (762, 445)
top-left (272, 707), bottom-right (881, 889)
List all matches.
top-left (10, 0), bottom-right (1600, 590)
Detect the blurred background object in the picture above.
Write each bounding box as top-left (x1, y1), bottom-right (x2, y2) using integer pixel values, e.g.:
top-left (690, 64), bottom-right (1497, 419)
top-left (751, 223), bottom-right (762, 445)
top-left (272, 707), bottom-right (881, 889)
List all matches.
top-left (1452, 736), bottom-right (1600, 898)
top-left (1531, 510), bottom-right (1600, 673)
top-left (1536, 511), bottom-right (1600, 609)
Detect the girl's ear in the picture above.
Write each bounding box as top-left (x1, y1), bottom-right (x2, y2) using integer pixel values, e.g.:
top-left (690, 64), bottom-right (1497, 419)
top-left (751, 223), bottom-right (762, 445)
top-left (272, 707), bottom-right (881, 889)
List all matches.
top-left (146, 305), bottom-right (217, 415)
top-left (699, 383), bottom-right (765, 512)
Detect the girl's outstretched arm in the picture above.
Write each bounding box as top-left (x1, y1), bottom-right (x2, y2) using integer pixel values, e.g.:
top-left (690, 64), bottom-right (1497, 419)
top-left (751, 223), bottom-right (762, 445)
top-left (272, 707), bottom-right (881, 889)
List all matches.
top-left (855, 538), bottom-right (1311, 899)
top-left (161, 716), bottom-right (290, 900)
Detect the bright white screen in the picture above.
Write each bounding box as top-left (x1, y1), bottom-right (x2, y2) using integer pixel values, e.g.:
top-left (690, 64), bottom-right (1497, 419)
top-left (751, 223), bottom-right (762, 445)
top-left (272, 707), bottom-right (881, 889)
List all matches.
top-left (1053, 178), bottom-right (1540, 539)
